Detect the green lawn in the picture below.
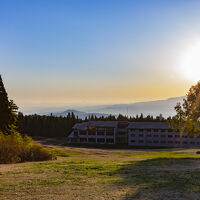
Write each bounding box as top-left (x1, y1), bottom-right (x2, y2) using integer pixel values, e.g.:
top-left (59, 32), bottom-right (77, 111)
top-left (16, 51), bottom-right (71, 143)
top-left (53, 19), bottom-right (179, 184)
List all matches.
top-left (1, 143), bottom-right (200, 199)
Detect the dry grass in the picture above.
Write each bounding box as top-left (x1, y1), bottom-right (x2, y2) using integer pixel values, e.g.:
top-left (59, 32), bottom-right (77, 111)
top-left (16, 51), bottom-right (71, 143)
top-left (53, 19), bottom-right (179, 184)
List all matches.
top-left (1, 138), bottom-right (200, 199)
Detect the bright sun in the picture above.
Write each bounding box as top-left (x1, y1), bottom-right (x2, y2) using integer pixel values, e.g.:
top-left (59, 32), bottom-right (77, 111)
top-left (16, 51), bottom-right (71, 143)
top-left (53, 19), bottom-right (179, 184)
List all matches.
top-left (180, 40), bottom-right (200, 82)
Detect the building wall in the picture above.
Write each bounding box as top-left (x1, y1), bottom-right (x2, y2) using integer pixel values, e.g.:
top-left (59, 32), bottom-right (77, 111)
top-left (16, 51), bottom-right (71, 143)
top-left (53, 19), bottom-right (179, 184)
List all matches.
top-left (71, 127), bottom-right (116, 144)
top-left (128, 128), bottom-right (200, 147)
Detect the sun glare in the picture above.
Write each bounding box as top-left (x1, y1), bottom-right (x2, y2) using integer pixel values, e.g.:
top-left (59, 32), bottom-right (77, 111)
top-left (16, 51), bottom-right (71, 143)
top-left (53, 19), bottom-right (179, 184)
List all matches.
top-left (180, 40), bottom-right (200, 82)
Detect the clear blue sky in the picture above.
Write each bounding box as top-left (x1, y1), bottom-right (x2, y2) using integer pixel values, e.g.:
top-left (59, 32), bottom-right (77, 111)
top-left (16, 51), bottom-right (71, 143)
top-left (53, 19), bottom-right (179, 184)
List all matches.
top-left (1, 0), bottom-right (200, 110)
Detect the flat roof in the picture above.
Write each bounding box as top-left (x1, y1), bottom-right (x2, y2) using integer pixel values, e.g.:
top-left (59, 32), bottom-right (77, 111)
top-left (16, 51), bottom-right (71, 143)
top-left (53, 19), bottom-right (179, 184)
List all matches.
top-left (73, 121), bottom-right (118, 130)
top-left (127, 122), bottom-right (170, 129)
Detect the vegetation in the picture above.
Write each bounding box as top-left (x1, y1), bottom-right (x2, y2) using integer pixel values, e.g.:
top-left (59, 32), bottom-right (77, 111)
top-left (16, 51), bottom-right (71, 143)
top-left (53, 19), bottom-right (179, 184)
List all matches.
top-left (0, 75), bottom-right (53, 164)
top-left (170, 81), bottom-right (200, 136)
top-left (17, 112), bottom-right (81, 138)
top-left (0, 132), bottom-right (54, 164)
top-left (0, 75), bottom-right (18, 134)
top-left (1, 142), bottom-right (200, 199)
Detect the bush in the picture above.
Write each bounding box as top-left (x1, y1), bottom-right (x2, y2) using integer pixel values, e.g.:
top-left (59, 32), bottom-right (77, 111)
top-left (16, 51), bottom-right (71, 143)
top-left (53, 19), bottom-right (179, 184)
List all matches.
top-left (0, 132), bottom-right (54, 164)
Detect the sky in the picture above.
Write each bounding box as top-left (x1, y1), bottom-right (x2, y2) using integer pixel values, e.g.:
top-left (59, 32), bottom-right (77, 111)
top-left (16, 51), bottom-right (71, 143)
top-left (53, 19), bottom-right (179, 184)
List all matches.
top-left (1, 0), bottom-right (200, 111)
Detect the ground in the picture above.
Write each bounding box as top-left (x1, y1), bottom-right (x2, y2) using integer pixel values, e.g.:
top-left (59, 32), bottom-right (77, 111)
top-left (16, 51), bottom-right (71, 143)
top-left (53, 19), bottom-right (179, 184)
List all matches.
top-left (1, 138), bottom-right (200, 200)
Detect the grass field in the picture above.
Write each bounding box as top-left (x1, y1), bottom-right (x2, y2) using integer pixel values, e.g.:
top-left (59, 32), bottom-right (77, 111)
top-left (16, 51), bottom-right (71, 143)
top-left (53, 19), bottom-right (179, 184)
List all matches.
top-left (1, 139), bottom-right (200, 199)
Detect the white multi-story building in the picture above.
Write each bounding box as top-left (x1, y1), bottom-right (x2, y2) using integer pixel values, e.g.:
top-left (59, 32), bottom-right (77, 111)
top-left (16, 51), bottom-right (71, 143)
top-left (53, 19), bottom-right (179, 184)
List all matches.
top-left (68, 121), bottom-right (200, 147)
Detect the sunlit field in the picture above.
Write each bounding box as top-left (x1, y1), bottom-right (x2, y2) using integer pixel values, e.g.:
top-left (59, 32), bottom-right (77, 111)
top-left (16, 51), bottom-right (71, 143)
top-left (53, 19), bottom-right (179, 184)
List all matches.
top-left (1, 139), bottom-right (200, 200)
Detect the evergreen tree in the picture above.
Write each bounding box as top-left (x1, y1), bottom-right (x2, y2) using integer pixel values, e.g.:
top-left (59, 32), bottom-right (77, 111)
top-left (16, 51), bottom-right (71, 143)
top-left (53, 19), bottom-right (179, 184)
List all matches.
top-left (139, 113), bottom-right (144, 121)
top-left (0, 75), bottom-right (18, 133)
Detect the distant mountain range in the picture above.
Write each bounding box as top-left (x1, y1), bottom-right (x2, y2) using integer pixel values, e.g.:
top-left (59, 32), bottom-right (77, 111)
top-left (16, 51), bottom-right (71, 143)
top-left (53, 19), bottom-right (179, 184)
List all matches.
top-left (53, 109), bottom-right (109, 119)
top-left (52, 96), bottom-right (185, 119)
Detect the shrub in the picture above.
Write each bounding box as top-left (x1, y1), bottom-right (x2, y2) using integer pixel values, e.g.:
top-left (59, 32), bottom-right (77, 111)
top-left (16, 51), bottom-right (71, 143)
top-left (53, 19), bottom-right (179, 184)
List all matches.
top-left (0, 131), bottom-right (54, 164)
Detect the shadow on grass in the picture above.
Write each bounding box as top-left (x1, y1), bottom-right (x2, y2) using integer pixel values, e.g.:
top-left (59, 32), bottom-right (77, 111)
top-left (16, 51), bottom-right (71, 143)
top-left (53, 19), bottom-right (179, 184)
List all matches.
top-left (112, 158), bottom-right (200, 200)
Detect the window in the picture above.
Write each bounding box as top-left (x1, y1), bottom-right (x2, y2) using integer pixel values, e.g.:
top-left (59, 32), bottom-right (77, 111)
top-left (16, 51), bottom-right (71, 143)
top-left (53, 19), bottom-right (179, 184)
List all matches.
top-left (146, 129), bottom-right (151, 132)
top-left (97, 131), bottom-right (104, 136)
top-left (168, 135), bottom-right (173, 138)
top-left (190, 142), bottom-right (195, 145)
top-left (147, 134), bottom-right (152, 137)
top-left (80, 130), bottom-right (87, 135)
top-left (139, 140), bottom-right (144, 143)
top-left (106, 132), bottom-right (114, 136)
top-left (153, 129), bottom-right (158, 132)
top-left (175, 141), bottom-right (180, 144)
top-left (88, 129), bottom-right (96, 135)
top-left (131, 140), bottom-right (135, 143)
top-left (97, 128), bottom-right (105, 136)
top-left (168, 129), bottom-right (173, 132)
top-left (139, 134), bottom-right (144, 137)
top-left (161, 141), bottom-right (166, 144)
top-left (97, 138), bottom-right (105, 143)
top-left (161, 129), bottom-right (166, 132)
top-left (153, 140), bottom-right (159, 143)
top-left (161, 135), bottom-right (166, 138)
top-left (139, 129), bottom-right (144, 132)
top-left (182, 141), bottom-right (187, 144)
top-left (153, 135), bottom-right (158, 137)
top-left (106, 138), bottom-right (114, 143)
top-left (175, 135), bottom-right (180, 138)
top-left (80, 138), bottom-right (87, 142)
top-left (168, 141), bottom-right (173, 144)
top-left (88, 138), bottom-right (96, 143)
top-left (131, 134), bottom-right (135, 137)
top-left (106, 128), bottom-right (114, 136)
top-left (146, 140), bottom-right (152, 143)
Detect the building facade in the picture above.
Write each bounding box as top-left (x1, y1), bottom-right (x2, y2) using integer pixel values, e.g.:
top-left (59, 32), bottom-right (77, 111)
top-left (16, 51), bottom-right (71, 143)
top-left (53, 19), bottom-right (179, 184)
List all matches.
top-left (128, 122), bottom-right (200, 147)
top-left (68, 121), bottom-right (200, 147)
top-left (68, 121), bottom-right (118, 144)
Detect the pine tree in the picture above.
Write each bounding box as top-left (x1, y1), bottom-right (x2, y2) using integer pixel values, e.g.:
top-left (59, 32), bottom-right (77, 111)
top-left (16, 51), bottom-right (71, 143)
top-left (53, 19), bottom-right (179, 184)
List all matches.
top-left (0, 75), bottom-right (18, 133)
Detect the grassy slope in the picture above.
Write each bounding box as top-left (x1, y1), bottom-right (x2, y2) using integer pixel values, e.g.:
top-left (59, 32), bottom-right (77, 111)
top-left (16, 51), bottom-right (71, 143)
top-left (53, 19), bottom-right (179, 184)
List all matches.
top-left (1, 142), bottom-right (200, 199)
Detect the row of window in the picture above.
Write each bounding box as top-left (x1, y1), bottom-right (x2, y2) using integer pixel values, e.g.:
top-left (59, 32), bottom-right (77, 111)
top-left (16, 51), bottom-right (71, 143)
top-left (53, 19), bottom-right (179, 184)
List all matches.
top-left (79, 138), bottom-right (114, 143)
top-left (78, 134), bottom-right (115, 138)
top-left (130, 134), bottom-right (198, 138)
top-left (130, 140), bottom-right (199, 145)
top-left (78, 130), bottom-right (114, 136)
top-left (129, 128), bottom-right (177, 132)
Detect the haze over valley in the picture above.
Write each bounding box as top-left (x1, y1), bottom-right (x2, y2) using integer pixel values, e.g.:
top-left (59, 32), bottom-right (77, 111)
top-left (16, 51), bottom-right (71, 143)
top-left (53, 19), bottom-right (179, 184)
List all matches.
top-left (21, 96), bottom-right (185, 119)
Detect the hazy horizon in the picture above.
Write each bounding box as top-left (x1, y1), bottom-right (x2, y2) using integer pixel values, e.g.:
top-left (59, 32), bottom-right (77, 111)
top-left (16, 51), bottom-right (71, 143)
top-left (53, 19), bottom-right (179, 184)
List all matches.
top-left (19, 95), bottom-right (185, 115)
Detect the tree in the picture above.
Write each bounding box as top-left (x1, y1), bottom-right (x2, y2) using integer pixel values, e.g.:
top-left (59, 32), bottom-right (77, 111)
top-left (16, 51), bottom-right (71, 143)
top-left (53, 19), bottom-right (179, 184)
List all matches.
top-left (0, 75), bottom-right (18, 133)
top-left (169, 81), bottom-right (200, 136)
